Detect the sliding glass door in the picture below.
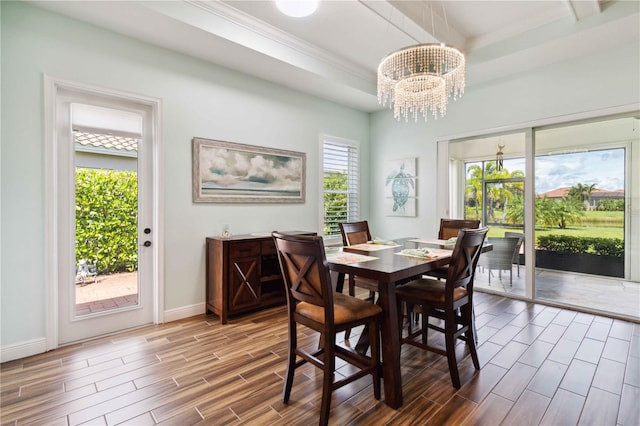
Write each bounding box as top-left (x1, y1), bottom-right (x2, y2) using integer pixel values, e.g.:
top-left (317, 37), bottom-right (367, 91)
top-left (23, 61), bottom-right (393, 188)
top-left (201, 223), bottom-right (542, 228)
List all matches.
top-left (448, 114), bottom-right (639, 321)
top-left (533, 118), bottom-right (635, 317)
top-left (451, 132), bottom-right (526, 294)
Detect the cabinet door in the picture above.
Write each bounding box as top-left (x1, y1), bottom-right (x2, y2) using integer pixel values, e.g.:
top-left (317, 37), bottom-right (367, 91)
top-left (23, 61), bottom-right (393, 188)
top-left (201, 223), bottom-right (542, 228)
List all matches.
top-left (228, 255), bottom-right (261, 312)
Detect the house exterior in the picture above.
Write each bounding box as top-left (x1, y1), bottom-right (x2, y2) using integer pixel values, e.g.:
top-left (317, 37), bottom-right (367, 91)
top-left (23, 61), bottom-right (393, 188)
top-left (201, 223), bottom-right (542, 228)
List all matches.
top-left (538, 187), bottom-right (625, 210)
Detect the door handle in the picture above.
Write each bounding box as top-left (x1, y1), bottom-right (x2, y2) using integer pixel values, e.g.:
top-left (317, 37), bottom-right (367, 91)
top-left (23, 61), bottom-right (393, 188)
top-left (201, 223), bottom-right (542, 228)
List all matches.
top-left (143, 241), bottom-right (151, 247)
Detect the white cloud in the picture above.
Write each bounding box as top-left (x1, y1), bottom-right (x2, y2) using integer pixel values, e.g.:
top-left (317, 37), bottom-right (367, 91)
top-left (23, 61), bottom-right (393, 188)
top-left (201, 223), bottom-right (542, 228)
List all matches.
top-left (200, 146), bottom-right (302, 189)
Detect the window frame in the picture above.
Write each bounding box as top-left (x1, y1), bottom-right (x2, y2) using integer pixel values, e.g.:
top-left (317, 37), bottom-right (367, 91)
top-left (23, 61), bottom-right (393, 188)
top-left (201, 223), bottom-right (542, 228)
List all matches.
top-left (319, 134), bottom-right (361, 245)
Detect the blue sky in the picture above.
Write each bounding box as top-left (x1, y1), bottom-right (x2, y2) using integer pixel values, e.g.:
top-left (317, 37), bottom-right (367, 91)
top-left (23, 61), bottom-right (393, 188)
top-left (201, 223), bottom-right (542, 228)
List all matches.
top-left (488, 148), bottom-right (625, 194)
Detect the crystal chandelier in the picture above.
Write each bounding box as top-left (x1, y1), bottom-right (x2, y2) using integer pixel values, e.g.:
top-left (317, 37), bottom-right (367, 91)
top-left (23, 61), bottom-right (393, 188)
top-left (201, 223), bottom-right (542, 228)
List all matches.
top-left (377, 43), bottom-right (465, 122)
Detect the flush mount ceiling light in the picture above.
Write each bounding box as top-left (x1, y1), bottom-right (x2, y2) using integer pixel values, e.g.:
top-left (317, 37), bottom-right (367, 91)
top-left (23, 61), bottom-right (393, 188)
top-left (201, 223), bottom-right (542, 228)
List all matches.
top-left (275, 0), bottom-right (319, 18)
top-left (378, 43), bottom-right (465, 123)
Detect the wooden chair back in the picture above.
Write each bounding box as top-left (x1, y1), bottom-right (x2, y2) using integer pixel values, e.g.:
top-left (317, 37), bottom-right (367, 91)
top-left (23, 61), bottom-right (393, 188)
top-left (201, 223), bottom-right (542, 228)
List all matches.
top-left (446, 227), bottom-right (489, 292)
top-left (339, 221), bottom-right (372, 246)
top-left (272, 232), bottom-right (335, 319)
top-left (438, 219), bottom-right (481, 240)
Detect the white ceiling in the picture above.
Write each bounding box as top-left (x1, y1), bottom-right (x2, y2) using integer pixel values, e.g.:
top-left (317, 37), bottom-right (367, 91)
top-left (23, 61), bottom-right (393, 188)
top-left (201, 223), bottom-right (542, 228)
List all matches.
top-left (29, 0), bottom-right (640, 112)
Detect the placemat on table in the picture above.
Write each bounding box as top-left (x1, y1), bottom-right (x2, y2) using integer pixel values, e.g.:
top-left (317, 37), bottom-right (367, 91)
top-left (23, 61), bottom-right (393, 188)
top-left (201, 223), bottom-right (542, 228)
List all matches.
top-left (343, 242), bottom-right (400, 252)
top-left (326, 252), bottom-right (379, 265)
top-left (408, 238), bottom-right (455, 245)
top-left (395, 248), bottom-right (452, 259)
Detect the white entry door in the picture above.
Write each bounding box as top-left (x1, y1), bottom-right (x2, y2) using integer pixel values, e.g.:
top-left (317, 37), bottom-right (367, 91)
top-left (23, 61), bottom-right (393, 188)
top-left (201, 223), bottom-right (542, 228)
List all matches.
top-left (51, 82), bottom-right (159, 345)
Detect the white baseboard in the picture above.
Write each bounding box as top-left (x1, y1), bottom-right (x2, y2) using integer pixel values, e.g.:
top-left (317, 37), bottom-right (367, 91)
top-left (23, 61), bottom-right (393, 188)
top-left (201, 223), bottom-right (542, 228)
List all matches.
top-left (163, 302), bottom-right (206, 323)
top-left (1, 304), bottom-right (207, 363)
top-left (1, 338), bottom-right (47, 363)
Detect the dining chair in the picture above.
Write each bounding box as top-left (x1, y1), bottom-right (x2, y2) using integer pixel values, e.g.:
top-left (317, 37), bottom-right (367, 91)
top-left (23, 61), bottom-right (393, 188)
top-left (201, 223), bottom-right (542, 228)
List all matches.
top-left (477, 236), bottom-right (522, 286)
top-left (438, 219), bottom-right (481, 240)
top-left (338, 221), bottom-right (378, 297)
top-left (504, 231), bottom-right (525, 277)
top-left (339, 221), bottom-right (379, 338)
top-left (425, 218), bottom-right (481, 280)
top-left (395, 227), bottom-right (488, 389)
top-left (272, 232), bottom-right (382, 426)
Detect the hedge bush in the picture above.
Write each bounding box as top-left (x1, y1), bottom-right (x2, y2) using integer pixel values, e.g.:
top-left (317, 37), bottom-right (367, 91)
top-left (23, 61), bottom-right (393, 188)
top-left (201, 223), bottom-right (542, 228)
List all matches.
top-left (537, 234), bottom-right (624, 257)
top-left (75, 168), bottom-right (138, 274)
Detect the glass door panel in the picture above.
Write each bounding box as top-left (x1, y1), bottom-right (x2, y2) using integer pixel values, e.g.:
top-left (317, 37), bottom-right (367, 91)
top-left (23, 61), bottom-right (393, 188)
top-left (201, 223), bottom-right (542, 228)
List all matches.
top-left (452, 132), bottom-right (526, 294)
top-left (534, 118), bottom-right (637, 318)
top-left (74, 132), bottom-right (140, 316)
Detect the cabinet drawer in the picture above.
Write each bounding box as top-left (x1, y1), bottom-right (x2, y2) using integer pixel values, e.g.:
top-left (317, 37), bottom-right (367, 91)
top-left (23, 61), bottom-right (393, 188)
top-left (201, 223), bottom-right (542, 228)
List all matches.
top-left (261, 240), bottom-right (276, 255)
top-left (229, 242), bottom-right (260, 258)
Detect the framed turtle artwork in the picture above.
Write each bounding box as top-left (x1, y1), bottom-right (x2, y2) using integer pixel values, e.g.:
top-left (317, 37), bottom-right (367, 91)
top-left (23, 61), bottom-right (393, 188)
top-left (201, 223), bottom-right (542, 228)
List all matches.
top-left (384, 157), bottom-right (417, 216)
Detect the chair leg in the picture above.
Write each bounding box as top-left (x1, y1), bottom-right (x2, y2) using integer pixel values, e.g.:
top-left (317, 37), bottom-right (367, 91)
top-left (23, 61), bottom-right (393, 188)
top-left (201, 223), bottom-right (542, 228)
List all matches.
top-left (397, 299), bottom-right (408, 338)
top-left (344, 276), bottom-right (356, 340)
top-left (462, 304), bottom-right (480, 370)
top-left (283, 321), bottom-right (297, 403)
top-left (421, 305), bottom-right (428, 345)
top-left (348, 275), bottom-right (356, 297)
top-left (369, 318), bottom-right (381, 400)
top-left (444, 310), bottom-right (461, 389)
top-left (319, 337), bottom-right (336, 426)
top-left (472, 304), bottom-right (478, 344)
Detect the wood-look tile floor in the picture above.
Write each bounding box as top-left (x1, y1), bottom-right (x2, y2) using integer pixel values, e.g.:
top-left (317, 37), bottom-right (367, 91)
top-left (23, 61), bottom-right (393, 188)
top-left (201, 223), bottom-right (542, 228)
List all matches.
top-left (2, 291), bottom-right (639, 425)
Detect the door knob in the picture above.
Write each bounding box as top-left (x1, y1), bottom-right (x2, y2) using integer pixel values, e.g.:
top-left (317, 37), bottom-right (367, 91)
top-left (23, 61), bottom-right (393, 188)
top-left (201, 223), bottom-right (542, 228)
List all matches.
top-left (143, 241), bottom-right (151, 247)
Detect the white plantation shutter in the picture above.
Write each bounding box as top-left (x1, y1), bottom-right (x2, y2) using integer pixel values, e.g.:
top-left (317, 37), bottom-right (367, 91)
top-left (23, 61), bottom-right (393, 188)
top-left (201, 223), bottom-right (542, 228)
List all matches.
top-left (322, 137), bottom-right (360, 238)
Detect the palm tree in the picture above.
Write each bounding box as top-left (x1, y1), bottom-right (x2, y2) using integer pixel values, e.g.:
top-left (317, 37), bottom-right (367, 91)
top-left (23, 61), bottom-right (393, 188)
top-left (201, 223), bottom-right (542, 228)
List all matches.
top-left (568, 183), bottom-right (597, 210)
top-left (465, 164), bottom-right (483, 220)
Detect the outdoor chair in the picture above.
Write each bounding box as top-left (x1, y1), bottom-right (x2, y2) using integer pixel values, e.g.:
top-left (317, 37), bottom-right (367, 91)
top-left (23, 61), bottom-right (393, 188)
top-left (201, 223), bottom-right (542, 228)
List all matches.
top-left (477, 236), bottom-right (522, 285)
top-left (395, 227), bottom-right (488, 389)
top-left (504, 232), bottom-right (524, 277)
top-left (76, 259), bottom-right (97, 284)
top-left (272, 232), bottom-right (382, 426)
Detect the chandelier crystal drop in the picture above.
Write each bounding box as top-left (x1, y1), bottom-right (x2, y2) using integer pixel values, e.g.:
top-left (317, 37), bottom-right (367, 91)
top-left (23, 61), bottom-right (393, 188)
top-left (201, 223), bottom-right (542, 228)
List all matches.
top-left (377, 43), bottom-right (465, 122)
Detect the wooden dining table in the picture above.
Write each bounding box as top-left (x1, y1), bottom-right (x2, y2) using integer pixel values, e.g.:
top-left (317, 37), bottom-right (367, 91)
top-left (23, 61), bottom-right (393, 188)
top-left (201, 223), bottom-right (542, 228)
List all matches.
top-left (325, 237), bottom-right (458, 409)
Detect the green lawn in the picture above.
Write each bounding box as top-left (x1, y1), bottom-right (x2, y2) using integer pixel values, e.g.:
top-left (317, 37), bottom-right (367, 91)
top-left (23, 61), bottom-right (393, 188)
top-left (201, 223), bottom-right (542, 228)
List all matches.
top-left (488, 226), bottom-right (623, 240)
top-left (581, 210), bottom-right (624, 226)
top-left (482, 211), bottom-right (624, 240)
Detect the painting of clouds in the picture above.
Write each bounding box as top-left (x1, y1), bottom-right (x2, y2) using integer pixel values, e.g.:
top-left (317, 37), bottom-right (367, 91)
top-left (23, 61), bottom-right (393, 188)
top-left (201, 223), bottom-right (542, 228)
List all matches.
top-left (192, 138), bottom-right (306, 203)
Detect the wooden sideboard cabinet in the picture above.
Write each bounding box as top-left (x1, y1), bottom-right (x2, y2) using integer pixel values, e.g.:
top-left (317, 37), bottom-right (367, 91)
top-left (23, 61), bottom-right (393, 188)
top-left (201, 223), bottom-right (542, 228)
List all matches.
top-left (205, 232), bottom-right (314, 324)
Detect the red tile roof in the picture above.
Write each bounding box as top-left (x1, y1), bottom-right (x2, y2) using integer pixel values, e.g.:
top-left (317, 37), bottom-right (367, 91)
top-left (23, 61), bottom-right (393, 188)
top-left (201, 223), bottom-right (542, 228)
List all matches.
top-left (538, 187), bottom-right (624, 198)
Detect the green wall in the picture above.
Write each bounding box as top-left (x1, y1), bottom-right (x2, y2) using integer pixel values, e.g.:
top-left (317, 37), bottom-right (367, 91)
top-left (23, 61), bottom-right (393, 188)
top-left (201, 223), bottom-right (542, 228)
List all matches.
top-left (0, 1), bottom-right (370, 350)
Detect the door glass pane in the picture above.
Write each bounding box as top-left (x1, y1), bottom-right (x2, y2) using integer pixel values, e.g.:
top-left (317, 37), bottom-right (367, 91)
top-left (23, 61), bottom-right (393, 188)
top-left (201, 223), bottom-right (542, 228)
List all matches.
top-left (534, 118), bottom-right (637, 319)
top-left (74, 131), bottom-right (139, 316)
top-left (453, 132), bottom-right (526, 295)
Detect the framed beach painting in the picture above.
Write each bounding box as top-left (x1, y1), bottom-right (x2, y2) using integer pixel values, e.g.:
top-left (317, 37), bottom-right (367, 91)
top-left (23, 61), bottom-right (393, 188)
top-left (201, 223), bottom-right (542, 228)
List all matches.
top-left (192, 138), bottom-right (306, 203)
top-left (384, 157), bottom-right (417, 216)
